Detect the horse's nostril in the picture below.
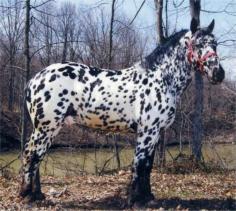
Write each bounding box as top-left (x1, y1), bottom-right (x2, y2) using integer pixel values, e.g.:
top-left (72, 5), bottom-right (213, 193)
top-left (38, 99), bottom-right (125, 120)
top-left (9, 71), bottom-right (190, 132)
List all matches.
top-left (213, 67), bottom-right (225, 83)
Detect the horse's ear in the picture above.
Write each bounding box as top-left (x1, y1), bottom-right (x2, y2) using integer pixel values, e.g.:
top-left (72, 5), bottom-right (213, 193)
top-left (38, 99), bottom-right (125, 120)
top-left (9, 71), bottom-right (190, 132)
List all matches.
top-left (207, 19), bottom-right (215, 33)
top-left (190, 18), bottom-right (198, 34)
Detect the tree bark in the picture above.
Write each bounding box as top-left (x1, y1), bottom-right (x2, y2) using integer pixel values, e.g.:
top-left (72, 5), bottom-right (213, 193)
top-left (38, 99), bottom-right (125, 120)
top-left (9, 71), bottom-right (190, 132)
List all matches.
top-left (189, 0), bottom-right (203, 161)
top-left (155, 129), bottom-right (166, 168)
top-left (108, 0), bottom-right (116, 68)
top-left (190, 0), bottom-right (201, 25)
top-left (61, 32), bottom-right (68, 63)
top-left (192, 71), bottom-right (204, 160)
top-left (154, 0), bottom-right (166, 167)
top-left (154, 0), bottom-right (165, 44)
top-left (164, 0), bottom-right (168, 37)
top-left (20, 0), bottom-right (31, 151)
top-left (114, 134), bottom-right (121, 170)
top-left (8, 56), bottom-right (15, 111)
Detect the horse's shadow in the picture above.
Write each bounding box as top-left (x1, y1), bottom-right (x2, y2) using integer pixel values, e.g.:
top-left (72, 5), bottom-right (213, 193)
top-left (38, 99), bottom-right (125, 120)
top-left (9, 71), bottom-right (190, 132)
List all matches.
top-left (57, 196), bottom-right (236, 210)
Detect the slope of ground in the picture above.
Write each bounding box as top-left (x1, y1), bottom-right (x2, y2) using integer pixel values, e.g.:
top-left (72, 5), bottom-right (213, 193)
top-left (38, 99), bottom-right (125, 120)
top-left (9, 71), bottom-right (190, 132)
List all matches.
top-left (0, 170), bottom-right (235, 210)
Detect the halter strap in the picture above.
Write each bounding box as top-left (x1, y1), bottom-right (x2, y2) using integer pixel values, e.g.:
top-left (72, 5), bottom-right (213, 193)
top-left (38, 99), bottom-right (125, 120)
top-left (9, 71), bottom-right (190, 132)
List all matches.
top-left (187, 40), bottom-right (218, 73)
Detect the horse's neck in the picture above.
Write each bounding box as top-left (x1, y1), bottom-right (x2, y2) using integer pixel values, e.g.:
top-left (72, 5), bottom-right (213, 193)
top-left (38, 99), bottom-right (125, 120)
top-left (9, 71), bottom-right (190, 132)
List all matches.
top-left (152, 39), bottom-right (192, 98)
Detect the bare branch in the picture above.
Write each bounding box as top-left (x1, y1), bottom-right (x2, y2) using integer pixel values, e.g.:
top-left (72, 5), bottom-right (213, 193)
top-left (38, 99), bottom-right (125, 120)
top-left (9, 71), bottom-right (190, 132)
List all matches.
top-left (31, 6), bottom-right (57, 17)
top-left (108, 0), bottom-right (116, 68)
top-left (0, 157), bottom-right (19, 172)
top-left (129, 0), bottom-right (146, 25)
top-left (218, 39), bottom-right (236, 46)
top-left (32, 0), bottom-right (55, 8)
top-left (30, 40), bottom-right (85, 59)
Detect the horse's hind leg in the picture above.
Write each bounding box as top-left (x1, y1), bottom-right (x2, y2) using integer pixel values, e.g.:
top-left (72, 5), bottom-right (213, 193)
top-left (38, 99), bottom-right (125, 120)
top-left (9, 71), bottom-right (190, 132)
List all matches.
top-left (19, 125), bottom-right (62, 201)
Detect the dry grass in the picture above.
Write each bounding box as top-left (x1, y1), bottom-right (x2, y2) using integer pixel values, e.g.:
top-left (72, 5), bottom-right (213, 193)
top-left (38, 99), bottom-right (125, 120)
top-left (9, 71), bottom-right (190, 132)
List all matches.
top-left (0, 169), bottom-right (235, 210)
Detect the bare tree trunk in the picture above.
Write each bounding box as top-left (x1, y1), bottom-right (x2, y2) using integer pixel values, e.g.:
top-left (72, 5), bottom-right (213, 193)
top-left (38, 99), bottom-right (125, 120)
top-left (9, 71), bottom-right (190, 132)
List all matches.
top-left (8, 57), bottom-right (15, 111)
top-left (190, 0), bottom-right (200, 25)
top-left (192, 72), bottom-right (204, 161)
top-left (114, 134), bottom-right (121, 170)
top-left (20, 0), bottom-right (31, 151)
top-left (2, 1), bottom-right (23, 111)
top-left (58, 2), bottom-right (76, 63)
top-left (154, 0), bottom-right (165, 44)
top-left (108, 0), bottom-right (116, 68)
top-left (189, 0), bottom-right (203, 161)
top-left (154, 0), bottom-right (166, 167)
top-left (45, 26), bottom-right (52, 66)
top-left (61, 32), bottom-right (68, 63)
top-left (0, 80), bottom-right (2, 151)
top-left (164, 0), bottom-right (168, 37)
top-left (155, 129), bottom-right (166, 168)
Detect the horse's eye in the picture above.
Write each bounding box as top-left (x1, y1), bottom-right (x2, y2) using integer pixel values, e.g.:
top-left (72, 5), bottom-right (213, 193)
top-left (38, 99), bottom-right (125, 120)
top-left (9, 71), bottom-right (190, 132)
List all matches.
top-left (195, 43), bottom-right (202, 48)
top-left (211, 42), bottom-right (217, 51)
top-left (213, 42), bottom-right (217, 50)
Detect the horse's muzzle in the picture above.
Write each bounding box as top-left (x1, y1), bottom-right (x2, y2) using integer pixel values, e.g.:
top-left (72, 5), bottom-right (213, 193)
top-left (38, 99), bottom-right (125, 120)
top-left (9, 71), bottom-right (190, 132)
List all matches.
top-left (212, 65), bottom-right (225, 84)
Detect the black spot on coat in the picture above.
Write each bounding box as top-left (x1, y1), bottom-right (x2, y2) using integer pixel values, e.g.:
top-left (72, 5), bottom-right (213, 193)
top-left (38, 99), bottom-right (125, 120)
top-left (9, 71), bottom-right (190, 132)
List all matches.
top-left (89, 67), bottom-right (103, 76)
top-left (49, 74), bottom-right (57, 82)
top-left (65, 103), bottom-right (77, 117)
top-left (130, 122), bottom-right (138, 132)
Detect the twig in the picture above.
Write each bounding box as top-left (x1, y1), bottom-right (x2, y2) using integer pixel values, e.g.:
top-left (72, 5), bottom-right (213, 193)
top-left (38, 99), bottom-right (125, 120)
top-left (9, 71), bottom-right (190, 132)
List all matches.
top-left (166, 147), bottom-right (174, 161)
top-left (32, 0), bottom-right (55, 8)
top-left (207, 139), bottom-right (227, 169)
top-left (129, 0), bottom-right (146, 25)
top-left (98, 146), bottom-right (125, 175)
top-left (0, 154), bottom-right (20, 172)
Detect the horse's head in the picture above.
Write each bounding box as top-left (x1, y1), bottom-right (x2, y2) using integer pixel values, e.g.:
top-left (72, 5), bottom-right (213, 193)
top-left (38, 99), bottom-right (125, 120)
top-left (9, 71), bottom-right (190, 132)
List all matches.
top-left (187, 18), bottom-right (225, 84)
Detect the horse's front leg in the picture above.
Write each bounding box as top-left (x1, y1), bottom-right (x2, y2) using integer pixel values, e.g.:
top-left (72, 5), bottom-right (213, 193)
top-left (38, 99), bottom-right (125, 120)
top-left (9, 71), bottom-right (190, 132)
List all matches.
top-left (128, 127), bottom-right (159, 206)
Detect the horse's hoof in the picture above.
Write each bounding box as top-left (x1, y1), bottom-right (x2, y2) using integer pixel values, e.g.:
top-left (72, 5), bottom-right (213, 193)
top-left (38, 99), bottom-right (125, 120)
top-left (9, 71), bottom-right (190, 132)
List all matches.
top-left (127, 193), bottom-right (155, 208)
top-left (147, 192), bottom-right (155, 201)
top-left (132, 201), bottom-right (146, 209)
top-left (33, 191), bottom-right (45, 201)
top-left (31, 191), bottom-right (46, 201)
top-left (23, 192), bottom-right (45, 203)
top-left (132, 199), bottom-right (156, 209)
top-left (146, 199), bottom-right (158, 207)
top-left (19, 188), bottom-right (31, 198)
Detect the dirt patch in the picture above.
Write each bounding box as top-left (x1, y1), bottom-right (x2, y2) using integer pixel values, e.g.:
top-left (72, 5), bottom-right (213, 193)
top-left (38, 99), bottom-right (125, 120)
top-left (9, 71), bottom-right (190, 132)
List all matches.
top-left (0, 170), bottom-right (235, 210)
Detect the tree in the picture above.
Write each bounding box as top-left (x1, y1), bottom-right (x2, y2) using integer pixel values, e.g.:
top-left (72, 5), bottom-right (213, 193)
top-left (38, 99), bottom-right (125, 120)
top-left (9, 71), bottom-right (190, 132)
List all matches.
top-left (57, 2), bottom-right (77, 63)
top-left (20, 0), bottom-right (31, 150)
top-left (34, 2), bottom-right (56, 66)
top-left (108, 0), bottom-right (116, 68)
top-left (154, 0), bottom-right (165, 44)
top-left (0, 0), bottom-right (24, 111)
top-left (153, 0), bottom-right (166, 168)
top-left (190, 0), bottom-right (203, 161)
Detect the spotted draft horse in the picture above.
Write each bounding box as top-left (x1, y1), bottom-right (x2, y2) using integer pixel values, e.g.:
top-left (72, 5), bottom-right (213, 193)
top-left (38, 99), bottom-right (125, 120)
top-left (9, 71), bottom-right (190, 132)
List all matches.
top-left (20, 18), bottom-right (224, 205)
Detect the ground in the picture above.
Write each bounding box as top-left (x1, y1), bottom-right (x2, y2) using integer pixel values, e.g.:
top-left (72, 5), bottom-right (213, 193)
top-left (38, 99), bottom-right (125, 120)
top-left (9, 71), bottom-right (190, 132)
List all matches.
top-left (0, 169), bottom-right (235, 210)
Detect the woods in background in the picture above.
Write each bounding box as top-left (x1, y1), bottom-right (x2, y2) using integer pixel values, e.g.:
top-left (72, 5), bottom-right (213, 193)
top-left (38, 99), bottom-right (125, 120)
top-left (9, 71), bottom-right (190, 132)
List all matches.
top-left (0, 0), bottom-right (236, 171)
top-left (0, 0), bottom-right (147, 111)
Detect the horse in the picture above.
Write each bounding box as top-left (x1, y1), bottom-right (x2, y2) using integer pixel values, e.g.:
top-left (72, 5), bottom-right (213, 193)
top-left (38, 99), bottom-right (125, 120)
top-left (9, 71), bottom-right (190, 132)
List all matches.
top-left (19, 18), bottom-right (224, 205)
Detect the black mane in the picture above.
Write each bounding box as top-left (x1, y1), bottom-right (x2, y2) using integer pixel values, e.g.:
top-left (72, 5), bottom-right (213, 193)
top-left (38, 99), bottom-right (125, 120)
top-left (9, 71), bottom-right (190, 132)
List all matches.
top-left (141, 29), bottom-right (188, 70)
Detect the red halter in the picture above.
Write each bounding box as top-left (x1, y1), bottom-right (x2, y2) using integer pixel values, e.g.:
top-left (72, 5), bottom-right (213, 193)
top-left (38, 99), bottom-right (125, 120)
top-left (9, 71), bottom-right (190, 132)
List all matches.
top-left (187, 40), bottom-right (218, 74)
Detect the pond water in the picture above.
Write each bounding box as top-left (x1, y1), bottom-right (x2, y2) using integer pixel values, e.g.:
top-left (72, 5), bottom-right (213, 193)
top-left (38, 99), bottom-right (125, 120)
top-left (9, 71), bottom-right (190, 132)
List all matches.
top-left (0, 144), bottom-right (235, 176)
